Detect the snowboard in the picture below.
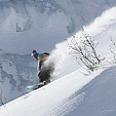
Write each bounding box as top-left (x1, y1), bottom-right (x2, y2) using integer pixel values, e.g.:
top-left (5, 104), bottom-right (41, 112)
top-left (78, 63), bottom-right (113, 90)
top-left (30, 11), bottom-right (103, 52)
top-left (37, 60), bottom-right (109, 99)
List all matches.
top-left (26, 81), bottom-right (47, 91)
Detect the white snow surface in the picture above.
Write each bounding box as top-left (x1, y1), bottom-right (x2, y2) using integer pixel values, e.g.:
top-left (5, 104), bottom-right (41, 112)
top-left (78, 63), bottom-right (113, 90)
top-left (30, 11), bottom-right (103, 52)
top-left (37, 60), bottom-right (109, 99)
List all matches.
top-left (66, 66), bottom-right (116, 116)
top-left (0, 66), bottom-right (116, 116)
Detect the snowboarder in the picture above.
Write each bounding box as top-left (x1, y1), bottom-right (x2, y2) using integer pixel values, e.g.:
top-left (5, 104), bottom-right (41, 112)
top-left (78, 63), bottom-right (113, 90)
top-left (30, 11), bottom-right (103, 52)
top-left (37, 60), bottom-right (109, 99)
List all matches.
top-left (32, 49), bottom-right (53, 85)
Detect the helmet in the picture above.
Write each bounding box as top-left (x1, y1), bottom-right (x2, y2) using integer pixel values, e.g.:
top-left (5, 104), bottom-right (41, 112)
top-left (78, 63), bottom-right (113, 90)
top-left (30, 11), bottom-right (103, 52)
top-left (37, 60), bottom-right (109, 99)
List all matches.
top-left (32, 50), bottom-right (39, 60)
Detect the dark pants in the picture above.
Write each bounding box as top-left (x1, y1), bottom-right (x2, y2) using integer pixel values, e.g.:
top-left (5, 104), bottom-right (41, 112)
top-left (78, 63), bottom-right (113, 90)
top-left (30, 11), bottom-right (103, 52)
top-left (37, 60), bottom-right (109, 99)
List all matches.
top-left (38, 65), bottom-right (54, 83)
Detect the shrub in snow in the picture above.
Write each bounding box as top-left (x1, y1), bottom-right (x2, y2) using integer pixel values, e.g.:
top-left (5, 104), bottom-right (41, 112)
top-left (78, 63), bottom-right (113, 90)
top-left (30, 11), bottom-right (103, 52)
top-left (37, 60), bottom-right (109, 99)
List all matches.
top-left (68, 28), bottom-right (101, 72)
top-left (109, 39), bottom-right (116, 64)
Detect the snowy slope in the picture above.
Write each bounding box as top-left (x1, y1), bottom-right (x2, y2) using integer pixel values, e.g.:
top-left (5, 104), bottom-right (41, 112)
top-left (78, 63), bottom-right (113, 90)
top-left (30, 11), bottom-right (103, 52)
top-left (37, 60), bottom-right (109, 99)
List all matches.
top-left (0, 50), bottom-right (37, 105)
top-left (0, 66), bottom-right (103, 116)
top-left (65, 66), bottom-right (116, 116)
top-left (0, 66), bottom-right (116, 116)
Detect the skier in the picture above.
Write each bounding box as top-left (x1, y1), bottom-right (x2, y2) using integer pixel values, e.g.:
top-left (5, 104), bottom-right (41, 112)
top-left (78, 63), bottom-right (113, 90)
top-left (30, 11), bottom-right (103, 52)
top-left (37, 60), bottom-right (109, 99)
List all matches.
top-left (32, 49), bottom-right (53, 86)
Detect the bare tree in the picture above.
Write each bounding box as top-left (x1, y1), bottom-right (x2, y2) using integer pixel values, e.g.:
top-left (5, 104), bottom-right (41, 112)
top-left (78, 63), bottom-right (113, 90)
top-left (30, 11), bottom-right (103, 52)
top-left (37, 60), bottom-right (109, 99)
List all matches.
top-left (68, 28), bottom-right (101, 72)
top-left (110, 38), bottom-right (116, 63)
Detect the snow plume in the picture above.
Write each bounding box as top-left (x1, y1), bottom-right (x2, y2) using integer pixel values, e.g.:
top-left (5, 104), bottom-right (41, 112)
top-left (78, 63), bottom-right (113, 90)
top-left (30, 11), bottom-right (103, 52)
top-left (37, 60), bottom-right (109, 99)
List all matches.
top-left (85, 7), bottom-right (116, 60)
top-left (45, 40), bottom-right (78, 80)
top-left (45, 41), bottom-right (69, 79)
top-left (85, 7), bottom-right (116, 36)
top-left (45, 7), bottom-right (116, 80)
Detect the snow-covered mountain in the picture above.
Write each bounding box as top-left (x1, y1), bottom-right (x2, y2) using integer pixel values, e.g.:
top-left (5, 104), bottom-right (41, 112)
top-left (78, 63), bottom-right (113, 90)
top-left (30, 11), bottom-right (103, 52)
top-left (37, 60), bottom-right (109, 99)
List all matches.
top-left (0, 0), bottom-right (116, 53)
top-left (0, 50), bottom-right (37, 105)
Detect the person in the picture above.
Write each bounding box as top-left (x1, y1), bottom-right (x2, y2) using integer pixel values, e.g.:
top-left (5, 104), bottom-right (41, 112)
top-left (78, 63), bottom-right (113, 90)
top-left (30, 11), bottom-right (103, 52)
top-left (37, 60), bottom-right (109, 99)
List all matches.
top-left (32, 49), bottom-right (52, 84)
